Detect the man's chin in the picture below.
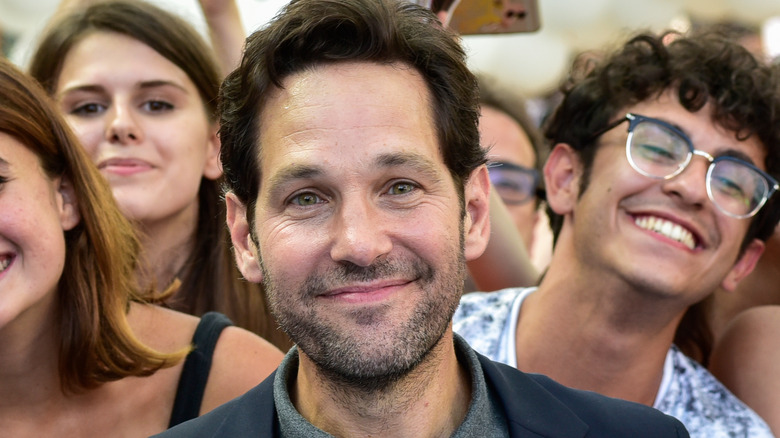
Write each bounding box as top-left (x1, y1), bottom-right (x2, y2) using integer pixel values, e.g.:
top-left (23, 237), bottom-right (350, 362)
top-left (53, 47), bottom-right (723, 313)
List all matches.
top-left (298, 321), bottom-right (448, 394)
top-left (315, 355), bottom-right (420, 393)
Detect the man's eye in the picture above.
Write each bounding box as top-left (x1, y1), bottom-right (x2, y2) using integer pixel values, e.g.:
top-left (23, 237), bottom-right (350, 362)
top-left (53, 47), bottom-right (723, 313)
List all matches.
top-left (390, 182), bottom-right (417, 195)
top-left (389, 182), bottom-right (416, 195)
top-left (637, 143), bottom-right (677, 162)
top-left (290, 192), bottom-right (322, 206)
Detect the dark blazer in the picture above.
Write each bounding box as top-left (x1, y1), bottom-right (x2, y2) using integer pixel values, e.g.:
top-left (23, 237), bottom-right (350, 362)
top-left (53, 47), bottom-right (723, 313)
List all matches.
top-left (153, 353), bottom-right (690, 437)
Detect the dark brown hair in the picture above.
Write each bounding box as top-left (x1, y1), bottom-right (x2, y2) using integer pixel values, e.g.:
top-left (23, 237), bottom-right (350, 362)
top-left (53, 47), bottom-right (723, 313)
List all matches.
top-left (220, 0), bottom-right (485, 225)
top-left (28, 0), bottom-right (290, 350)
top-left (545, 31), bottom-right (780, 249)
top-left (544, 31), bottom-right (780, 362)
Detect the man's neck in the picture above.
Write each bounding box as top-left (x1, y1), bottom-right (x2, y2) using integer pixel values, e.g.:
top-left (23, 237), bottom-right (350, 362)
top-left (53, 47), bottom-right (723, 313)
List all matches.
top-left (515, 257), bottom-right (683, 406)
top-left (292, 331), bottom-right (471, 438)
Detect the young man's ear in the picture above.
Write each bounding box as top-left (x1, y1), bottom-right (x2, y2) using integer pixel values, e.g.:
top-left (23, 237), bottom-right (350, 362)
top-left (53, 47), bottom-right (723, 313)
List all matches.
top-left (543, 143), bottom-right (581, 216)
top-left (225, 192), bottom-right (263, 283)
top-left (202, 123), bottom-right (223, 180)
top-left (463, 165), bottom-right (491, 261)
top-left (721, 239), bottom-right (765, 292)
top-left (56, 176), bottom-right (80, 231)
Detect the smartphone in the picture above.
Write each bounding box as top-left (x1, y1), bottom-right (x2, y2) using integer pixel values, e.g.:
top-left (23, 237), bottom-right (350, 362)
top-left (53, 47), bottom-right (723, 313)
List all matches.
top-left (447, 0), bottom-right (540, 35)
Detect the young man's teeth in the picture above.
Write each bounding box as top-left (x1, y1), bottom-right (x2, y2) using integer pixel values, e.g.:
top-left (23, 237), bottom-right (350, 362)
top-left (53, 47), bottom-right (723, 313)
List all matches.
top-left (635, 216), bottom-right (695, 250)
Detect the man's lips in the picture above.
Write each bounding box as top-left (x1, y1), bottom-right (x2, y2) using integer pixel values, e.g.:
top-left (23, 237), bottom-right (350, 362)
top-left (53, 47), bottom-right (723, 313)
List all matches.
top-left (98, 158), bottom-right (153, 175)
top-left (632, 214), bottom-right (702, 250)
top-left (319, 279), bottom-right (414, 304)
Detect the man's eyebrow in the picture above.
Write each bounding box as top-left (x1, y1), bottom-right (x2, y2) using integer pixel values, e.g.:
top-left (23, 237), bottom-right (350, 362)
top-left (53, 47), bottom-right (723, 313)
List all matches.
top-left (265, 151), bottom-right (443, 198)
top-left (716, 149), bottom-right (759, 166)
top-left (375, 151), bottom-right (442, 181)
top-left (266, 163), bottom-right (324, 199)
top-left (661, 118), bottom-right (761, 166)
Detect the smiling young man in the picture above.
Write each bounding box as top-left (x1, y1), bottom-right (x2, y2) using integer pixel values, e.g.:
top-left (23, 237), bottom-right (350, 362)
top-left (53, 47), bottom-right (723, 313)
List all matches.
top-left (454, 32), bottom-right (780, 437)
top-left (153, 1), bottom-right (689, 437)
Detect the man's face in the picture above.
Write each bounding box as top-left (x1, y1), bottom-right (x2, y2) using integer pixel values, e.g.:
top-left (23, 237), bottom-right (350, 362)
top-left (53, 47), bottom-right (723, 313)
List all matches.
top-left (554, 90), bottom-right (765, 303)
top-left (227, 61), bottom-right (489, 388)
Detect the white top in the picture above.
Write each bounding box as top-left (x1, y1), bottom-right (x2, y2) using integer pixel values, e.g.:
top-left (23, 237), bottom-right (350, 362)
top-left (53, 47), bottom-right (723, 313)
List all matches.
top-left (453, 287), bottom-right (774, 438)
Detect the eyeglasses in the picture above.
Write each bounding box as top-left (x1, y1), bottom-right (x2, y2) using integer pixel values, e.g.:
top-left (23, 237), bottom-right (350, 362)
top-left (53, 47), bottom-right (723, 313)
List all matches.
top-left (596, 113), bottom-right (778, 218)
top-left (488, 161), bottom-right (544, 205)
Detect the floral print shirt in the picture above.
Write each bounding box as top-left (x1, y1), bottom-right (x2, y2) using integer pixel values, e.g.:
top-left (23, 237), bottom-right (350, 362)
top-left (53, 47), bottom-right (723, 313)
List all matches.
top-left (453, 287), bottom-right (774, 438)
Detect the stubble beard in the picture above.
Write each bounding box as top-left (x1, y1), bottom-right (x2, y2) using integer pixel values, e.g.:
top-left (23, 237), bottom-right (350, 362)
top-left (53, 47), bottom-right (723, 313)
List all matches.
top-left (260, 239), bottom-right (466, 395)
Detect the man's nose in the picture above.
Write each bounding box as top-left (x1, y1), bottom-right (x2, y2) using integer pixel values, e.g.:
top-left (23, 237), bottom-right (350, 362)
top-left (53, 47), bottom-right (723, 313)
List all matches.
top-left (329, 198), bottom-right (393, 267)
top-left (661, 153), bottom-right (710, 211)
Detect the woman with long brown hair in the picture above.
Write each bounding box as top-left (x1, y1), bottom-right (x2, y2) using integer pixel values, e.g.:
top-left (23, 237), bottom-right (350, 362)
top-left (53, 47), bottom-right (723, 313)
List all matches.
top-left (29, 0), bottom-right (292, 351)
top-left (0, 56), bottom-right (282, 436)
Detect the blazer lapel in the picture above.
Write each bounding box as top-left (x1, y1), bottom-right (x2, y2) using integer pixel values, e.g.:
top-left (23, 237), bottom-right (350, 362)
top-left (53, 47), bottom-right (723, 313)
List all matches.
top-left (478, 354), bottom-right (589, 438)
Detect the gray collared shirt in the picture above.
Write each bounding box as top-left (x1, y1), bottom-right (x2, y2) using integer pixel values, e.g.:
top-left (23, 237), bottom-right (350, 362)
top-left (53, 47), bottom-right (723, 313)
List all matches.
top-left (274, 334), bottom-right (509, 437)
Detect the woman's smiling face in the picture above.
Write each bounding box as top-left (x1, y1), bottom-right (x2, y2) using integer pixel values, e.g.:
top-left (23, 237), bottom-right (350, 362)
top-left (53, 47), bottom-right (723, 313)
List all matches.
top-left (0, 133), bottom-right (79, 330)
top-left (54, 31), bottom-right (221, 226)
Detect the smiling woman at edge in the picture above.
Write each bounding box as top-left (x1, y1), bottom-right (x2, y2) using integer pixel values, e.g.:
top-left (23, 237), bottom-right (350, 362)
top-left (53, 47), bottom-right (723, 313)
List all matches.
top-left (0, 57), bottom-right (282, 436)
top-left (28, 0), bottom-right (292, 351)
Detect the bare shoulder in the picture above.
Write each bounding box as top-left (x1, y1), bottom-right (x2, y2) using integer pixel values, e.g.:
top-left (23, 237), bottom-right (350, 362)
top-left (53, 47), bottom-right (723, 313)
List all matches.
top-left (200, 324), bottom-right (285, 414)
top-left (710, 305), bottom-right (780, 434)
top-left (127, 303), bottom-right (284, 414)
top-left (711, 305), bottom-right (779, 364)
top-left (126, 302), bottom-right (200, 352)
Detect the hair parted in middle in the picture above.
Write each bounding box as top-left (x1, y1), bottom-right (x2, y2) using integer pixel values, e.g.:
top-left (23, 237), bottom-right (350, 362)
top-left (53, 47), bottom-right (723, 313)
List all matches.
top-left (28, 0), bottom-right (290, 349)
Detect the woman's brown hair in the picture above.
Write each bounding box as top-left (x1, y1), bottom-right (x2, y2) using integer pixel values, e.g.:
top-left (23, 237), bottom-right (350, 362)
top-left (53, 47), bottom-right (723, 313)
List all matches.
top-left (28, 0), bottom-right (291, 350)
top-left (0, 57), bottom-right (186, 392)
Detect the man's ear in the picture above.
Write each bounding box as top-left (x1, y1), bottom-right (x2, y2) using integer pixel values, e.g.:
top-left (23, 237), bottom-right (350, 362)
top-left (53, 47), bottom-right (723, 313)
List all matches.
top-left (202, 123), bottom-right (223, 180)
top-left (225, 192), bottom-right (263, 283)
top-left (56, 176), bottom-right (80, 231)
top-left (721, 239), bottom-right (765, 292)
top-left (543, 143), bottom-right (581, 216)
top-left (463, 165), bottom-right (491, 261)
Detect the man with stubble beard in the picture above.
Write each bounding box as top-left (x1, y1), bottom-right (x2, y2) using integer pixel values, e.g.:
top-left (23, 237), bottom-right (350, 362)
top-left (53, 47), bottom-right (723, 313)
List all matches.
top-left (156, 1), bottom-right (690, 436)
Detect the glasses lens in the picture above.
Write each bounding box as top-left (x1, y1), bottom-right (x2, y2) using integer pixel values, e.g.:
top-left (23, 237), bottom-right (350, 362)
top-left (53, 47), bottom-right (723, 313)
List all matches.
top-left (628, 119), bottom-right (690, 179)
top-left (489, 162), bottom-right (538, 205)
top-left (708, 158), bottom-right (769, 217)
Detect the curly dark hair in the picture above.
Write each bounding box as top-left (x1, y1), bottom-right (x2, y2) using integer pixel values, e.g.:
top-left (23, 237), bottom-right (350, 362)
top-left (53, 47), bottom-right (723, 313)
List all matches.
top-left (545, 31), bottom-right (780, 251)
top-left (544, 30), bottom-right (780, 363)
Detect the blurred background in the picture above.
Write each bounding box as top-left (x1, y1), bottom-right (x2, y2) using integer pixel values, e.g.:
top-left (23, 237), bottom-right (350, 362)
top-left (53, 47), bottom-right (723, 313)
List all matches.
top-left (2, 0), bottom-right (779, 101)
